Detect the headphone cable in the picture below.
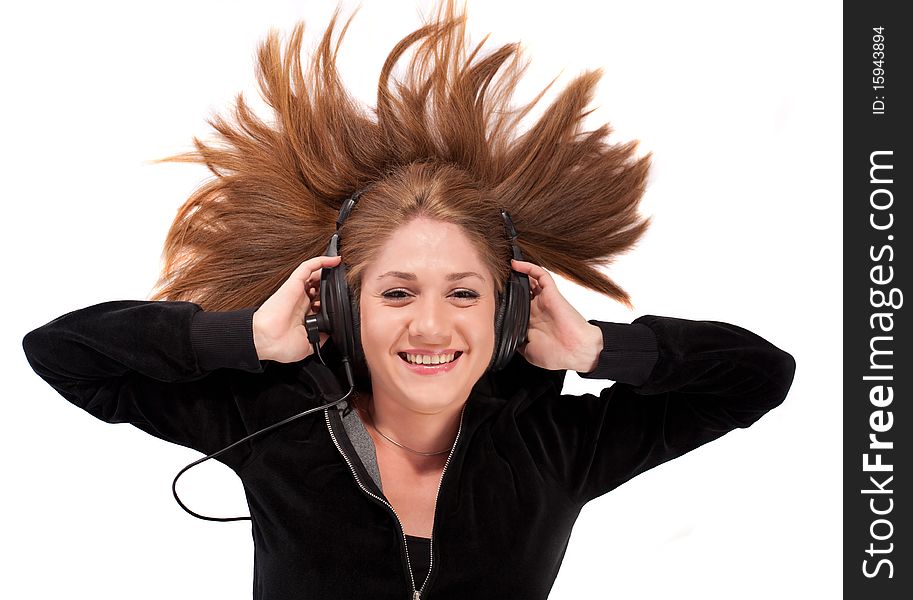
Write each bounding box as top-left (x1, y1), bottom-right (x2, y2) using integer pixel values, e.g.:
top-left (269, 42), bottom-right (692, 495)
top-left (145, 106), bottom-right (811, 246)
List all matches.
top-left (172, 346), bottom-right (355, 522)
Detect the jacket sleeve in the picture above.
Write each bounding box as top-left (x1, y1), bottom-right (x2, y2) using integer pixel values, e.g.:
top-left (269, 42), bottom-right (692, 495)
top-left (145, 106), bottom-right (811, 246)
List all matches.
top-left (517, 314), bottom-right (796, 506)
top-left (21, 300), bottom-right (268, 470)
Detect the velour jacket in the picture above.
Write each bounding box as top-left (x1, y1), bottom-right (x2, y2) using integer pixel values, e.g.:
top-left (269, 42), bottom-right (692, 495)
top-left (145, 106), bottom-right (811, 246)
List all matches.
top-left (22, 300), bottom-right (796, 599)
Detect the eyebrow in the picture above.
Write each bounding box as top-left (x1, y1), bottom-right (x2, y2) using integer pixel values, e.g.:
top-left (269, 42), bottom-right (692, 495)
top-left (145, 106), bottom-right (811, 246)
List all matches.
top-left (377, 271), bottom-right (485, 282)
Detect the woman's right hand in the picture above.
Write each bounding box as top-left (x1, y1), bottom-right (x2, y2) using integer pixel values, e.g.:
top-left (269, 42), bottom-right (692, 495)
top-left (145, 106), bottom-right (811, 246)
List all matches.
top-left (252, 255), bottom-right (342, 363)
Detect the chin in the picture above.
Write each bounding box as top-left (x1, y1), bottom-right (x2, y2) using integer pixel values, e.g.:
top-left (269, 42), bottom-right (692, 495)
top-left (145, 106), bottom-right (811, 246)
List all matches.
top-left (408, 399), bottom-right (458, 415)
top-left (368, 351), bottom-right (487, 405)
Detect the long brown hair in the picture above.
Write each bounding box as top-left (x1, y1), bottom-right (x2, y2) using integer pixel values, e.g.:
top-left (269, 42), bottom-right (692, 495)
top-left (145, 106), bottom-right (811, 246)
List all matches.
top-left (149, 0), bottom-right (651, 318)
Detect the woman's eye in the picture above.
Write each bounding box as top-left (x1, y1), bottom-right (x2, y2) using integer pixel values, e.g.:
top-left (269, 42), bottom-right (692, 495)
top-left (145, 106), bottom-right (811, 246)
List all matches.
top-left (452, 290), bottom-right (479, 300)
top-left (382, 290), bottom-right (410, 300)
top-left (381, 290), bottom-right (479, 301)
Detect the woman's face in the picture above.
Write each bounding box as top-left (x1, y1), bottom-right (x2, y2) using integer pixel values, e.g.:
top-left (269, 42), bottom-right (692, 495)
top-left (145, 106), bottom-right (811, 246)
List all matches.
top-left (358, 217), bottom-right (497, 415)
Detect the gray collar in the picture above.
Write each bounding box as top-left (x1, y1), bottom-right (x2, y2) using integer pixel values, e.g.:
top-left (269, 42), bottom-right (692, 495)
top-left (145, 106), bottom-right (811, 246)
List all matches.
top-left (338, 405), bottom-right (384, 492)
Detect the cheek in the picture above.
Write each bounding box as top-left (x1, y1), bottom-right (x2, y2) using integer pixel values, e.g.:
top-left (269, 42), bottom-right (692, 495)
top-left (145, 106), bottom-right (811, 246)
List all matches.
top-left (468, 303), bottom-right (498, 350)
top-left (357, 302), bottom-right (383, 354)
top-left (360, 317), bottom-right (385, 350)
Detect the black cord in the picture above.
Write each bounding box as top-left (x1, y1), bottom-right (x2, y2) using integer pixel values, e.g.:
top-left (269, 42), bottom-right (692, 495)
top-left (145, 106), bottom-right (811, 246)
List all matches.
top-left (172, 341), bottom-right (354, 522)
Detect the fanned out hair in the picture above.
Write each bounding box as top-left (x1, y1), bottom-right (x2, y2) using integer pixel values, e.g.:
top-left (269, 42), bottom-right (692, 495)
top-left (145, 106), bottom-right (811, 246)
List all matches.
top-left (148, 0), bottom-right (652, 315)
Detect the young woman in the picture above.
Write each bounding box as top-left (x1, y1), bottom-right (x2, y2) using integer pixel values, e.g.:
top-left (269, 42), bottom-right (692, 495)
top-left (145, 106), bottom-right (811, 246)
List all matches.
top-left (22, 2), bottom-right (795, 598)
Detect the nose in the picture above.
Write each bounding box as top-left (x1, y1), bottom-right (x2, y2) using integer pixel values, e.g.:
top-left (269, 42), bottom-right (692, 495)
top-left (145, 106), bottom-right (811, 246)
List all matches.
top-left (407, 295), bottom-right (451, 343)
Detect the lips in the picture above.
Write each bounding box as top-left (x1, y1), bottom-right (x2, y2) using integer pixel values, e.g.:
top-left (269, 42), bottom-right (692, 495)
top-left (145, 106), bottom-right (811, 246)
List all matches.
top-left (397, 351), bottom-right (463, 375)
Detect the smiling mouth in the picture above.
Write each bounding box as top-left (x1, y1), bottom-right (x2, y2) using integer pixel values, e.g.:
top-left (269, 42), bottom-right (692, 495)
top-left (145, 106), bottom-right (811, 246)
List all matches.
top-left (397, 351), bottom-right (464, 366)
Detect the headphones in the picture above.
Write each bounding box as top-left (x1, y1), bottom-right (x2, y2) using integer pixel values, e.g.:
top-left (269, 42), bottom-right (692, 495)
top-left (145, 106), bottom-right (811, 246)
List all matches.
top-left (172, 189), bottom-right (529, 522)
top-left (304, 189), bottom-right (530, 386)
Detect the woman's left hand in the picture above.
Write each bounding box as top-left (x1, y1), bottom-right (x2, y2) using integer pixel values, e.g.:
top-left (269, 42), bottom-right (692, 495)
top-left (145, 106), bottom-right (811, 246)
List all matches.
top-left (509, 259), bottom-right (604, 372)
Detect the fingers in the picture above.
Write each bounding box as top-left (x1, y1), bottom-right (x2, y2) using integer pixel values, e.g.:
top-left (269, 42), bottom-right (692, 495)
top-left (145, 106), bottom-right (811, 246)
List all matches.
top-left (511, 258), bottom-right (552, 294)
top-left (292, 255), bottom-right (342, 283)
top-left (269, 255), bottom-right (341, 313)
top-left (298, 256), bottom-right (341, 311)
top-left (284, 256), bottom-right (342, 299)
top-left (293, 256), bottom-right (340, 313)
top-left (510, 258), bottom-right (543, 276)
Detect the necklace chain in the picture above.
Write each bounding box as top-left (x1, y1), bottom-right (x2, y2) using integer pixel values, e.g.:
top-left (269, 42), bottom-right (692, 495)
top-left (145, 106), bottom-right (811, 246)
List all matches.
top-left (359, 404), bottom-right (451, 456)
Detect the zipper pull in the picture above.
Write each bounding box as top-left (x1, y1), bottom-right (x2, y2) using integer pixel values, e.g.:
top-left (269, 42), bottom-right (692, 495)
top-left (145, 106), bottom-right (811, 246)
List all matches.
top-left (412, 591), bottom-right (422, 599)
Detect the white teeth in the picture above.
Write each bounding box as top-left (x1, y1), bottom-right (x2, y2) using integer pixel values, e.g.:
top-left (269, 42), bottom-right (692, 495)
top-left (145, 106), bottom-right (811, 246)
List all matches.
top-left (404, 352), bottom-right (456, 365)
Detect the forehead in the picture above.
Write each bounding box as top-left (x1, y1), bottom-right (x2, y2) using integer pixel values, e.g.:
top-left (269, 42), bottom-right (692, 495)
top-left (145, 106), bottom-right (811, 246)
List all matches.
top-left (365, 219), bottom-right (488, 282)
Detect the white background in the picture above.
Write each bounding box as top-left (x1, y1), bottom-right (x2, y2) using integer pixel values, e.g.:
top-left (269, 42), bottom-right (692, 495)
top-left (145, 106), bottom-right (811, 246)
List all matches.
top-left (2, 1), bottom-right (839, 598)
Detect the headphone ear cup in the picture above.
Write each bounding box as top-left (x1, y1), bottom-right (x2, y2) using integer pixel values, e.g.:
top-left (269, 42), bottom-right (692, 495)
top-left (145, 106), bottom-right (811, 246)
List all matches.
top-left (322, 257), bottom-right (355, 363)
top-left (488, 291), bottom-right (507, 371)
top-left (349, 293), bottom-right (367, 370)
top-left (490, 269), bottom-right (530, 372)
top-left (347, 290), bottom-right (374, 398)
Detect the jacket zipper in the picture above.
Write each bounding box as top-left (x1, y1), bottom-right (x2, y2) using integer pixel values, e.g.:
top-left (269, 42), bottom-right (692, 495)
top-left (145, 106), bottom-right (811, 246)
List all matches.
top-left (324, 403), bottom-right (466, 600)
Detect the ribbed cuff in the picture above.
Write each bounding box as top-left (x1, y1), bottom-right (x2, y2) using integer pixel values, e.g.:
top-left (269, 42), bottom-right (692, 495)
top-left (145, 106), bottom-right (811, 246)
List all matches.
top-left (190, 306), bottom-right (264, 373)
top-left (576, 319), bottom-right (659, 386)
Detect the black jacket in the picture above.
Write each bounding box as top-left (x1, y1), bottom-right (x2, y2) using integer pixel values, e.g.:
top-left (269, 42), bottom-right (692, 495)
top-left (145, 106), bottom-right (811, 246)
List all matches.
top-left (22, 300), bottom-right (796, 599)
